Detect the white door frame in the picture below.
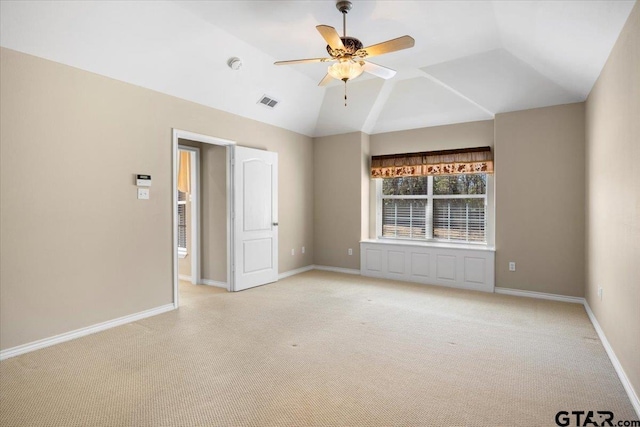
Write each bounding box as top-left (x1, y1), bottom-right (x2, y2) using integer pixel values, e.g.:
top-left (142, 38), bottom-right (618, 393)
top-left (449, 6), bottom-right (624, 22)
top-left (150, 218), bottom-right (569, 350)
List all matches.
top-left (177, 145), bottom-right (200, 286)
top-left (172, 129), bottom-right (235, 309)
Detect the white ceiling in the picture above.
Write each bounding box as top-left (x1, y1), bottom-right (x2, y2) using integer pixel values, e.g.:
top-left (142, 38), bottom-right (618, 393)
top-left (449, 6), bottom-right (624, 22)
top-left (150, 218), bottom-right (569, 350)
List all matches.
top-left (1, 1), bottom-right (636, 137)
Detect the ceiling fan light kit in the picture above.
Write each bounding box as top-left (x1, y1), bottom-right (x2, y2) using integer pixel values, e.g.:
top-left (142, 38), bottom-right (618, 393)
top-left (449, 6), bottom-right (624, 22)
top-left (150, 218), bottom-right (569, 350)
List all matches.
top-left (328, 60), bottom-right (364, 82)
top-left (274, 0), bottom-right (415, 106)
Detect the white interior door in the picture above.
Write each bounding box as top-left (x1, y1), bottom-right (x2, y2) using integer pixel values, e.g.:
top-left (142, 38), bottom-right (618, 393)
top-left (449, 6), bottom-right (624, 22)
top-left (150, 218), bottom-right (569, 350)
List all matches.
top-left (233, 146), bottom-right (278, 291)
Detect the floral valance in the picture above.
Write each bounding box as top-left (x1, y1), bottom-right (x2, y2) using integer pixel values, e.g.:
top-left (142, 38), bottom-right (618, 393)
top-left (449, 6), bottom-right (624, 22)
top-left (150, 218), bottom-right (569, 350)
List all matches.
top-left (371, 146), bottom-right (494, 178)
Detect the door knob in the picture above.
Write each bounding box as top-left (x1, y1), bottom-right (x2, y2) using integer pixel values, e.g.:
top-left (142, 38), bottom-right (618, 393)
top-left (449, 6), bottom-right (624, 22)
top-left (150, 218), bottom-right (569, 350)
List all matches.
top-left (273, 222), bottom-right (279, 226)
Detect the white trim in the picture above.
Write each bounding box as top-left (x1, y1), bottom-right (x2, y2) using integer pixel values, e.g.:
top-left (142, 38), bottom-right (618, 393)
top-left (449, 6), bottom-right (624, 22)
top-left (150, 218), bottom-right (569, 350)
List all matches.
top-left (278, 265), bottom-right (315, 279)
top-left (314, 265), bottom-right (361, 275)
top-left (0, 304), bottom-right (175, 361)
top-left (172, 132), bottom-right (179, 308)
top-left (227, 145), bottom-right (234, 292)
top-left (178, 248), bottom-right (188, 259)
top-left (172, 129), bottom-right (236, 308)
top-left (178, 274), bottom-right (192, 282)
top-left (584, 302), bottom-right (640, 418)
top-left (362, 238), bottom-right (494, 252)
top-left (201, 279), bottom-right (228, 290)
top-left (494, 287), bottom-right (585, 304)
top-left (174, 129), bottom-right (235, 147)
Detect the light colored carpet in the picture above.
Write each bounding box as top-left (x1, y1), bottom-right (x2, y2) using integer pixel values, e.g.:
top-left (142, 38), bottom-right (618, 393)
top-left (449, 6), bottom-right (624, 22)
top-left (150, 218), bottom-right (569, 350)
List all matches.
top-left (0, 270), bottom-right (636, 427)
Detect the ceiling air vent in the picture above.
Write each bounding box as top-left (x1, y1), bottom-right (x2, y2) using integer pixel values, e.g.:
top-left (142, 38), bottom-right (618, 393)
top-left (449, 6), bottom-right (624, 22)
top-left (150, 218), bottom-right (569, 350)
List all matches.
top-left (257, 95), bottom-right (279, 109)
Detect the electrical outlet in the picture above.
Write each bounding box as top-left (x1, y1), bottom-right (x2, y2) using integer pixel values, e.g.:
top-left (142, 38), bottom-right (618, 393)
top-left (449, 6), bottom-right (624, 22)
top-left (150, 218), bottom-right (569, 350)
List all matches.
top-left (598, 287), bottom-right (603, 300)
top-left (301, 246), bottom-right (305, 254)
top-left (509, 262), bottom-right (516, 272)
top-left (291, 248), bottom-right (295, 256)
top-left (348, 248), bottom-right (353, 256)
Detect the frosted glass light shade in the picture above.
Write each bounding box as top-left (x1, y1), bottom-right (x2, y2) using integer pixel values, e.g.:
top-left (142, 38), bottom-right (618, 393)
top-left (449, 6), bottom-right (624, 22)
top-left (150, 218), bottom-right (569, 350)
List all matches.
top-left (328, 60), bottom-right (364, 81)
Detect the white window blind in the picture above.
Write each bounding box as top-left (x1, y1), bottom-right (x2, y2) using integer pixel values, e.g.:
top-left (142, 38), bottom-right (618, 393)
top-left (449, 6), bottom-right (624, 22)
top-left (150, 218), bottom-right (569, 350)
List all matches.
top-left (433, 198), bottom-right (485, 242)
top-left (177, 191), bottom-right (187, 250)
top-left (382, 199), bottom-right (427, 238)
top-left (380, 174), bottom-right (487, 243)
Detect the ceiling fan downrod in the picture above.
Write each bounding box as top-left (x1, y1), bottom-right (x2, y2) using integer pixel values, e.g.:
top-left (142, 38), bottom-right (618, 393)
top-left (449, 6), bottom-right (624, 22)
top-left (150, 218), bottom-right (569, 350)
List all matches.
top-left (336, 1), bottom-right (352, 37)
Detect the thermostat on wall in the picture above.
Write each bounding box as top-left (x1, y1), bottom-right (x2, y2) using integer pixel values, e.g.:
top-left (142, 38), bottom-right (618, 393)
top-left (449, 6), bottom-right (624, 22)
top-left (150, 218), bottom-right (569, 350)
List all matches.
top-left (136, 174), bottom-right (152, 187)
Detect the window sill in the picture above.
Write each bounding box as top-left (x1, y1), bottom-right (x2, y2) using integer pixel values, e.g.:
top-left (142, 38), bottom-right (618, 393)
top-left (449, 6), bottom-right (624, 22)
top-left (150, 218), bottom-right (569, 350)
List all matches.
top-left (361, 238), bottom-right (495, 252)
top-left (178, 249), bottom-right (188, 259)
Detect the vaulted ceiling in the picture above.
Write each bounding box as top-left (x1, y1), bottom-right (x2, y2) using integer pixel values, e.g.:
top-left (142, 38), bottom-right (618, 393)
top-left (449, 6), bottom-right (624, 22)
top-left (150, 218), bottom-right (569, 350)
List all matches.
top-left (1, 1), bottom-right (635, 137)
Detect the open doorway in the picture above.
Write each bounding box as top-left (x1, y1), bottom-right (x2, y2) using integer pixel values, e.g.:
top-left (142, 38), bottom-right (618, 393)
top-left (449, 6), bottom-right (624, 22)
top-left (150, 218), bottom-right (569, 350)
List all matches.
top-left (172, 130), bottom-right (234, 308)
top-left (172, 129), bottom-right (280, 306)
top-left (176, 145), bottom-right (199, 285)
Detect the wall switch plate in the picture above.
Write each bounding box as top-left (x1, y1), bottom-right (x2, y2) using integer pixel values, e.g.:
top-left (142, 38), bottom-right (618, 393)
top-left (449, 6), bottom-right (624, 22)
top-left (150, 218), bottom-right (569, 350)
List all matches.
top-left (509, 262), bottom-right (516, 272)
top-left (598, 287), bottom-right (603, 300)
top-left (291, 248), bottom-right (295, 256)
top-left (301, 246), bottom-right (305, 254)
top-left (137, 188), bottom-right (149, 200)
top-left (348, 248), bottom-right (353, 256)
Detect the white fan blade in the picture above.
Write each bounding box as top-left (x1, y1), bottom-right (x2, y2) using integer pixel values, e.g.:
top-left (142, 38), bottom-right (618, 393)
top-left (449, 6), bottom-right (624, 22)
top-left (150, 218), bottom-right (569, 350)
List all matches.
top-left (318, 74), bottom-right (334, 86)
top-left (363, 61), bottom-right (397, 79)
top-left (275, 57), bottom-right (332, 65)
top-left (360, 36), bottom-right (415, 59)
top-left (317, 25), bottom-right (345, 50)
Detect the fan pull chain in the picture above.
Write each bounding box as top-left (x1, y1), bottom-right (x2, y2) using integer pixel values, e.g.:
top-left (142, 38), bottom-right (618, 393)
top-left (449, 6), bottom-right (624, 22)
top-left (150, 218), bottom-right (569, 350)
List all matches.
top-left (344, 81), bottom-right (348, 107)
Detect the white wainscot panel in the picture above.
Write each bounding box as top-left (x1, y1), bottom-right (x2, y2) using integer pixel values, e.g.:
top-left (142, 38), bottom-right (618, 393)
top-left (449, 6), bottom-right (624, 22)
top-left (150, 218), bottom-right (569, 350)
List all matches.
top-left (436, 255), bottom-right (456, 281)
top-left (464, 257), bottom-right (485, 284)
top-left (410, 253), bottom-right (430, 279)
top-left (360, 241), bottom-right (495, 293)
top-left (387, 251), bottom-right (406, 275)
top-left (365, 248), bottom-right (383, 276)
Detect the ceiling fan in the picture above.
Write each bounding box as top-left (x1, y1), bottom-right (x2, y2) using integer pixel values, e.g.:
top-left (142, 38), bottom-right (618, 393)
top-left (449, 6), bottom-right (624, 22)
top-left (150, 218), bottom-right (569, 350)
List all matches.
top-left (274, 0), bottom-right (415, 105)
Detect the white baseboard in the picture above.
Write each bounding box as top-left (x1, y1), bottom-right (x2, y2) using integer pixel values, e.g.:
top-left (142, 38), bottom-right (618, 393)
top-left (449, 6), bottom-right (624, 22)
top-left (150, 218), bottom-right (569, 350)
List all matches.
top-left (180, 275), bottom-right (224, 288)
top-left (584, 301), bottom-right (640, 418)
top-left (0, 303), bottom-right (175, 361)
top-left (494, 287), bottom-right (585, 304)
top-left (279, 265), bottom-right (315, 279)
top-left (314, 265), bottom-right (361, 275)
top-left (200, 279), bottom-right (227, 289)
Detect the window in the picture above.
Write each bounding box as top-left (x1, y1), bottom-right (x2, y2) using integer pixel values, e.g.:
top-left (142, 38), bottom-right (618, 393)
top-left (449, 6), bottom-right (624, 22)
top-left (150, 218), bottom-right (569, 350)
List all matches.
top-left (177, 191), bottom-right (187, 257)
top-left (380, 174), bottom-right (488, 243)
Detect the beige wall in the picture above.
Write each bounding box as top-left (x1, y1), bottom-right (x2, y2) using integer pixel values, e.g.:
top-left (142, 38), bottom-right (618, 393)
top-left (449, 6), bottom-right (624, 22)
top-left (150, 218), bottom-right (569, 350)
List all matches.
top-left (585, 2), bottom-right (640, 402)
top-left (201, 143), bottom-right (227, 283)
top-left (313, 132), bottom-right (365, 269)
top-left (370, 120), bottom-right (495, 155)
top-left (0, 48), bottom-right (314, 350)
top-left (495, 103), bottom-right (585, 297)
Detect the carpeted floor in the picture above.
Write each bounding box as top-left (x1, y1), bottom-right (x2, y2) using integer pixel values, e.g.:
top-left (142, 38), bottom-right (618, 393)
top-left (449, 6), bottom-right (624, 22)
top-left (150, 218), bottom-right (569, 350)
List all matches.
top-left (0, 270), bottom-right (636, 426)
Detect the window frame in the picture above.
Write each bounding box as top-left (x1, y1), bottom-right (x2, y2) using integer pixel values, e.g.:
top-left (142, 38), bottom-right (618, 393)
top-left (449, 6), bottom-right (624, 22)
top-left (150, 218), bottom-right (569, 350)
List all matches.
top-left (375, 174), bottom-right (494, 246)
